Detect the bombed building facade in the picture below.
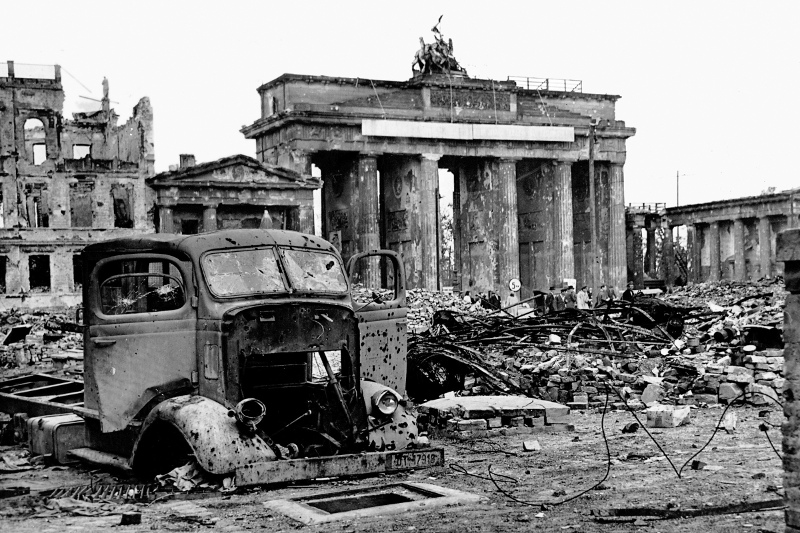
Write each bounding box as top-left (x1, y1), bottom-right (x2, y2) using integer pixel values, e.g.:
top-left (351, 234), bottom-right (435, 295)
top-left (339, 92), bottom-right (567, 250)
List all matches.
top-left (241, 66), bottom-right (635, 302)
top-left (0, 61), bottom-right (154, 308)
top-left (147, 153), bottom-right (317, 235)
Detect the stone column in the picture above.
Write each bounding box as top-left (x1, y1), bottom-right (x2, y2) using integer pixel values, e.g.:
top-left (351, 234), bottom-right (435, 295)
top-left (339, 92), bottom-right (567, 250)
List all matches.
top-left (497, 158), bottom-right (520, 301)
top-left (552, 160), bottom-right (574, 283)
top-left (158, 206), bottom-right (174, 233)
top-left (357, 154), bottom-right (380, 286)
top-left (708, 221), bottom-right (721, 281)
top-left (203, 204), bottom-right (217, 232)
top-left (777, 229), bottom-right (800, 532)
top-left (733, 218), bottom-right (746, 281)
top-left (608, 163), bottom-right (626, 292)
top-left (419, 154), bottom-right (441, 291)
top-left (662, 223), bottom-right (675, 286)
top-left (645, 227), bottom-right (657, 276)
top-left (759, 216), bottom-right (772, 278)
top-left (688, 224), bottom-right (701, 283)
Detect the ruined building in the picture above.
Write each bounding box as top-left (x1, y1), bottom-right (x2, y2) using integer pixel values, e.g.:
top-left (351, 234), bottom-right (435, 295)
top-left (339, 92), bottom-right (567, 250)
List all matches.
top-left (241, 36), bottom-right (635, 301)
top-left (148, 153), bottom-right (318, 234)
top-left (627, 190), bottom-right (800, 287)
top-left (0, 61), bottom-right (153, 308)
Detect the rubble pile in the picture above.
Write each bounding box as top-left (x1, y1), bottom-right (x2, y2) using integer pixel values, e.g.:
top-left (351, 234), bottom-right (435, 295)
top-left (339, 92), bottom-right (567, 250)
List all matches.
top-left (351, 287), bottom-right (491, 330)
top-left (0, 308), bottom-right (83, 373)
top-left (407, 280), bottom-right (787, 410)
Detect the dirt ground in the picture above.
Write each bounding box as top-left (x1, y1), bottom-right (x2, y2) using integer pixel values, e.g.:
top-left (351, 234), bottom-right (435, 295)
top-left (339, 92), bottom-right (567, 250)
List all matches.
top-left (0, 404), bottom-right (786, 533)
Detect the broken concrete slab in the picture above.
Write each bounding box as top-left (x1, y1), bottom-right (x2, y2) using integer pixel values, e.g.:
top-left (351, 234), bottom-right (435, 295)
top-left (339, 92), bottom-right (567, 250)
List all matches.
top-left (420, 395), bottom-right (570, 421)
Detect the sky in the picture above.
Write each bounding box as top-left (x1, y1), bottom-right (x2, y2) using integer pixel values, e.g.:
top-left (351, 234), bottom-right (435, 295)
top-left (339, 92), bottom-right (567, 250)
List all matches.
top-left (3, 0), bottom-right (799, 208)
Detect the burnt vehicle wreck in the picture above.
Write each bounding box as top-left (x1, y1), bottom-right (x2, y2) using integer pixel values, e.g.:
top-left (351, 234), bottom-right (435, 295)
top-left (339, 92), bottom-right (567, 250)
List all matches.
top-left (0, 230), bottom-right (441, 485)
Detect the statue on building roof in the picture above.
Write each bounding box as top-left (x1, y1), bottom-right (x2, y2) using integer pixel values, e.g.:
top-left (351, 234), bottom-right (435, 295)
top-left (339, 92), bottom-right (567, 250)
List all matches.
top-left (412, 15), bottom-right (467, 77)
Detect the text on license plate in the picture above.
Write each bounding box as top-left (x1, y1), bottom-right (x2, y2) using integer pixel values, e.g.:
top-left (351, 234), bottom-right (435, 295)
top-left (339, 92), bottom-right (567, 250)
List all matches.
top-left (386, 450), bottom-right (443, 470)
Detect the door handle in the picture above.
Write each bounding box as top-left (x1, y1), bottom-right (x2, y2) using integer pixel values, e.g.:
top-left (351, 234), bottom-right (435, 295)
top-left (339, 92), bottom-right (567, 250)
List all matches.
top-left (93, 339), bottom-right (117, 347)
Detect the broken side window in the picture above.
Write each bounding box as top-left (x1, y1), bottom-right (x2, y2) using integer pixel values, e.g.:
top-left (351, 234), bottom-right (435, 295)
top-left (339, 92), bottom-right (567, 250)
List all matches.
top-left (69, 179), bottom-right (94, 227)
top-left (72, 144), bottom-right (91, 159)
top-left (24, 184), bottom-right (50, 228)
top-left (111, 184), bottom-right (134, 228)
top-left (29, 254), bottom-right (51, 293)
top-left (97, 258), bottom-right (185, 315)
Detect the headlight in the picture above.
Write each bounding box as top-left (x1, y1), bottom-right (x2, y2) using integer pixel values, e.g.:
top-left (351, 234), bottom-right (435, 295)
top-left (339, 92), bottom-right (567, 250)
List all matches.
top-left (372, 390), bottom-right (399, 416)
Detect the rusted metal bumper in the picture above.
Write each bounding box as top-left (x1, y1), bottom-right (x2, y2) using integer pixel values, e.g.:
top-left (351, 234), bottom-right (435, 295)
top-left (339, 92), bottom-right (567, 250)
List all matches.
top-left (235, 448), bottom-right (444, 487)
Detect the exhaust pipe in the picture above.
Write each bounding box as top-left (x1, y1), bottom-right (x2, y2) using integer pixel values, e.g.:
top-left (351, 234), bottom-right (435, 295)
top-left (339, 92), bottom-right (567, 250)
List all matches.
top-left (233, 398), bottom-right (267, 432)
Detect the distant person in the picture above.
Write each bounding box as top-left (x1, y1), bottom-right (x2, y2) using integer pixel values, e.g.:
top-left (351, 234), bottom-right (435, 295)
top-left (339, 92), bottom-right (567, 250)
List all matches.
top-left (563, 286), bottom-right (577, 309)
top-left (553, 288), bottom-right (566, 312)
top-left (595, 284), bottom-right (617, 307)
top-left (622, 281), bottom-right (637, 304)
top-left (577, 286), bottom-right (590, 309)
top-left (545, 287), bottom-right (555, 314)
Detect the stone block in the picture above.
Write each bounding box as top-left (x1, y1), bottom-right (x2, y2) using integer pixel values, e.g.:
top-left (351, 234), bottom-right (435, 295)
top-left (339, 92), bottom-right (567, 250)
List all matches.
top-left (766, 356), bottom-right (785, 365)
top-left (524, 416), bottom-right (545, 427)
top-left (692, 393), bottom-right (719, 404)
top-left (718, 382), bottom-right (744, 402)
top-left (645, 405), bottom-right (691, 428)
top-left (744, 355), bottom-right (768, 364)
top-left (747, 383), bottom-right (780, 406)
top-left (567, 402), bottom-right (588, 411)
top-left (774, 377), bottom-right (787, 389)
top-left (446, 418), bottom-right (488, 432)
top-left (487, 417), bottom-right (503, 429)
top-left (756, 371), bottom-right (779, 381)
top-left (545, 413), bottom-right (571, 425)
top-left (463, 409), bottom-right (495, 420)
top-left (641, 383), bottom-right (664, 407)
top-left (503, 416), bottom-right (524, 427)
top-left (522, 440), bottom-right (541, 452)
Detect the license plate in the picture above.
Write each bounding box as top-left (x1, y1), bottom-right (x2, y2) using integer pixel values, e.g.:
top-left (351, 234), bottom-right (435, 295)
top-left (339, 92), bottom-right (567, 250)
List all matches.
top-left (386, 449), bottom-right (444, 471)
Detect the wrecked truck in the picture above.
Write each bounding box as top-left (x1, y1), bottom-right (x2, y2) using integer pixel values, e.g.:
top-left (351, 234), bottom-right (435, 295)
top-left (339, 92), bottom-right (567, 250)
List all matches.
top-left (0, 229), bottom-right (442, 486)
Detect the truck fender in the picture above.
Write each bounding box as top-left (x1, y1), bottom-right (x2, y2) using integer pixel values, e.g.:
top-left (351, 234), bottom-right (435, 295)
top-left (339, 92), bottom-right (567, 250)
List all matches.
top-left (131, 395), bottom-right (276, 475)
top-left (361, 380), bottom-right (418, 451)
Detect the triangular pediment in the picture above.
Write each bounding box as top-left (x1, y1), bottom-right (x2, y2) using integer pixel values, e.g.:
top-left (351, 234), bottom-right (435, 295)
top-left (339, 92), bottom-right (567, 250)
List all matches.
top-left (148, 154), bottom-right (318, 189)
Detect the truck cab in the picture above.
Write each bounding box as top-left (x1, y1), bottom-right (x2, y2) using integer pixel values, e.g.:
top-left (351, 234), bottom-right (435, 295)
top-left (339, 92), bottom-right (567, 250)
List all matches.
top-left (24, 229), bottom-right (440, 485)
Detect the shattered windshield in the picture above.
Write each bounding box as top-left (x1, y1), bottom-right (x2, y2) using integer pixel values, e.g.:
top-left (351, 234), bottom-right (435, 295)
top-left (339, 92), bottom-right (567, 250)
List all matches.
top-left (202, 248), bottom-right (286, 297)
top-left (282, 249), bottom-right (348, 292)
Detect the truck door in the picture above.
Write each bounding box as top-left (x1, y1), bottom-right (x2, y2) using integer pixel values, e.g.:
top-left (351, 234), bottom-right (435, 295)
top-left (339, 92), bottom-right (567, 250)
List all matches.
top-left (85, 254), bottom-right (196, 433)
top-left (347, 251), bottom-right (408, 396)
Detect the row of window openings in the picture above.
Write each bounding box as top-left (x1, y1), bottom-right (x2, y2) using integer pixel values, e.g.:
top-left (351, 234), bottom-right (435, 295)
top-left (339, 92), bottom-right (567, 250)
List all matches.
top-left (29, 144), bottom-right (92, 166)
top-left (24, 117), bottom-right (91, 165)
top-left (0, 187), bottom-right (134, 229)
top-left (0, 254), bottom-right (82, 294)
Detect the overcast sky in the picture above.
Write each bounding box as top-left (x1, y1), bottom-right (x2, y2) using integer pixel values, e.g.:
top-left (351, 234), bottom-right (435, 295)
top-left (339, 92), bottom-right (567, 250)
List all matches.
top-left (4, 1), bottom-right (798, 208)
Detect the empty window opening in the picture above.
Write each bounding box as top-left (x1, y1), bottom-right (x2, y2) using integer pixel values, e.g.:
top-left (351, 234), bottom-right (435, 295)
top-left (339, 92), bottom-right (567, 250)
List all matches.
top-left (24, 184), bottom-right (50, 228)
top-left (24, 118), bottom-right (46, 165)
top-left (32, 144), bottom-right (47, 165)
top-left (72, 144), bottom-right (91, 159)
top-left (69, 179), bottom-right (94, 227)
top-left (180, 219), bottom-right (200, 235)
top-left (29, 255), bottom-right (51, 293)
top-left (0, 256), bottom-right (6, 294)
top-left (72, 254), bottom-right (83, 292)
top-left (111, 184), bottom-right (133, 228)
